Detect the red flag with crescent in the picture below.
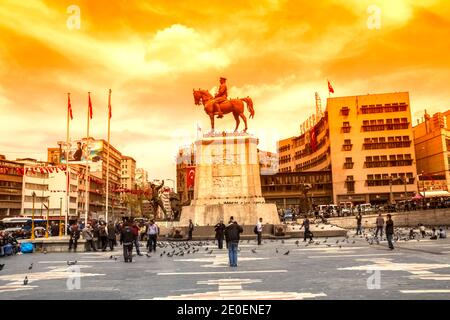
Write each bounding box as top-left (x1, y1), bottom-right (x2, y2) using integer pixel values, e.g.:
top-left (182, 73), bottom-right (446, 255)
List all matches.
top-left (186, 167), bottom-right (195, 189)
top-left (328, 80), bottom-right (334, 94)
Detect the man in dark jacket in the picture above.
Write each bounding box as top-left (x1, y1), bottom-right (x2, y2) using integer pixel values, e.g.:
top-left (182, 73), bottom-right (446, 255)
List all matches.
top-left (120, 222), bottom-right (135, 262)
top-left (385, 214), bottom-right (394, 250)
top-left (107, 221), bottom-right (116, 251)
top-left (68, 223), bottom-right (80, 252)
top-left (300, 216), bottom-right (313, 242)
top-left (188, 219), bottom-right (194, 241)
top-left (214, 219), bottom-right (226, 249)
top-left (224, 220), bottom-right (243, 267)
top-left (99, 222), bottom-right (108, 251)
top-left (356, 213), bottom-right (363, 235)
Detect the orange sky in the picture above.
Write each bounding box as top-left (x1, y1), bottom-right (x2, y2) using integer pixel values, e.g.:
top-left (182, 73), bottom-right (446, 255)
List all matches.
top-left (1, 0), bottom-right (449, 182)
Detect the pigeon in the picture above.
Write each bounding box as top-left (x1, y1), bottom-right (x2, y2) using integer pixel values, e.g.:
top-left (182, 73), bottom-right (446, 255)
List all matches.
top-left (43, 250), bottom-right (47, 254)
top-left (276, 248), bottom-right (279, 253)
top-left (281, 240), bottom-right (285, 244)
top-left (180, 252), bottom-right (184, 256)
top-left (251, 249), bottom-right (257, 254)
top-left (339, 245), bottom-right (342, 249)
top-left (0, 264), bottom-right (4, 271)
top-left (336, 240), bottom-right (339, 244)
top-left (114, 257), bottom-right (117, 261)
top-left (146, 253), bottom-right (151, 258)
top-left (205, 247), bottom-right (209, 251)
top-left (109, 255), bottom-right (114, 259)
top-left (28, 263), bottom-right (33, 270)
top-left (352, 240), bottom-right (355, 244)
top-left (160, 253), bottom-right (163, 257)
top-left (23, 276), bottom-right (28, 285)
top-left (207, 250), bottom-right (213, 254)
top-left (295, 240), bottom-right (299, 246)
top-left (283, 250), bottom-right (290, 255)
top-left (67, 260), bottom-right (77, 266)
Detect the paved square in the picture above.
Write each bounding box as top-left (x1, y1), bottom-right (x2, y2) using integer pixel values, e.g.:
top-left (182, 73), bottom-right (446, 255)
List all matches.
top-left (1, 235), bottom-right (450, 300)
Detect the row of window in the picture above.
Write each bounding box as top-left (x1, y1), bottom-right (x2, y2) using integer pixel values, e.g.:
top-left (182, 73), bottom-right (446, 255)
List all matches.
top-left (340, 103), bottom-right (408, 116)
top-left (295, 152), bottom-right (328, 171)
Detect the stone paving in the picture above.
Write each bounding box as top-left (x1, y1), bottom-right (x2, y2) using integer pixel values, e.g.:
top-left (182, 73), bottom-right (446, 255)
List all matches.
top-left (1, 233), bottom-right (450, 300)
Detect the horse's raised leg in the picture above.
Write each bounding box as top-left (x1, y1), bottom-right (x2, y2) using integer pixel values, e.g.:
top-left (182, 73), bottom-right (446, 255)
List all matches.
top-left (210, 114), bottom-right (215, 132)
top-left (240, 113), bottom-right (248, 132)
top-left (233, 113), bottom-right (240, 132)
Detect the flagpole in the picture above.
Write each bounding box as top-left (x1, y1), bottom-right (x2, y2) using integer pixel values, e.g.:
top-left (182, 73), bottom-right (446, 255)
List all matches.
top-left (65, 93), bottom-right (70, 236)
top-left (85, 92), bottom-right (90, 226)
top-left (106, 89), bottom-right (111, 223)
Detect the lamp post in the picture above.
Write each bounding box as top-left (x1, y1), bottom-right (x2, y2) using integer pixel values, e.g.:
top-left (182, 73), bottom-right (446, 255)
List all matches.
top-left (45, 198), bottom-right (49, 238)
top-left (31, 192), bottom-right (36, 240)
top-left (59, 197), bottom-right (63, 237)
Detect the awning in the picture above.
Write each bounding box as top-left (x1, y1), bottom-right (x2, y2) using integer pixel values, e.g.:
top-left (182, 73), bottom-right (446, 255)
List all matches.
top-left (412, 193), bottom-right (423, 200)
top-left (419, 190), bottom-right (450, 198)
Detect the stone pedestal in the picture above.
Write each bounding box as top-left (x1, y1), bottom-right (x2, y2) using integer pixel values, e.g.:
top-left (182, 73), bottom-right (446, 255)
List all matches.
top-left (180, 133), bottom-right (280, 226)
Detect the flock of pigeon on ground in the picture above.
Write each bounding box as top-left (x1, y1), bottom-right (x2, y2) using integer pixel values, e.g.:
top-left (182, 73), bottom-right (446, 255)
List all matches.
top-left (0, 225), bottom-right (446, 287)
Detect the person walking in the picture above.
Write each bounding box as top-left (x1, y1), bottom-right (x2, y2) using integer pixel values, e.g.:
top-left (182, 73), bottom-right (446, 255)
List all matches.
top-left (356, 213), bottom-right (363, 235)
top-left (300, 216), bottom-right (313, 242)
top-left (120, 221), bottom-right (135, 263)
top-left (131, 222), bottom-right (143, 256)
top-left (256, 217), bottom-right (263, 245)
top-left (385, 214), bottom-right (394, 250)
top-left (375, 213), bottom-right (384, 238)
top-left (214, 219), bottom-right (226, 249)
top-left (225, 220), bottom-right (243, 267)
top-left (68, 223), bottom-right (80, 252)
top-left (82, 224), bottom-right (96, 252)
top-left (107, 221), bottom-right (116, 251)
top-left (146, 220), bottom-right (159, 252)
top-left (188, 219), bottom-right (194, 241)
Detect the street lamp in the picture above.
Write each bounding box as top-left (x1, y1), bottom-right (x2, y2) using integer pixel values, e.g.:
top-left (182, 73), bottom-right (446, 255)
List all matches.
top-left (59, 197), bottom-right (63, 237)
top-left (31, 192), bottom-right (36, 240)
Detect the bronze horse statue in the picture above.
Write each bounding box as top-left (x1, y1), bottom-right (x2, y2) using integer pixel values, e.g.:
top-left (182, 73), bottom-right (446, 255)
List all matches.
top-left (193, 89), bottom-right (255, 132)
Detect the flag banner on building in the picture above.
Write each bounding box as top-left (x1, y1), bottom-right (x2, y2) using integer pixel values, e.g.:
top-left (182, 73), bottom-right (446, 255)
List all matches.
top-left (328, 80), bottom-right (334, 94)
top-left (186, 166), bottom-right (196, 189)
top-left (0, 165), bottom-right (67, 175)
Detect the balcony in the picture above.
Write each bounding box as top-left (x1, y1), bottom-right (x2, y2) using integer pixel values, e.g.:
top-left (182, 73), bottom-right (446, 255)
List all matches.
top-left (342, 144), bottom-right (353, 151)
top-left (363, 140), bottom-right (412, 150)
top-left (340, 107), bottom-right (350, 116)
top-left (364, 160), bottom-right (413, 168)
top-left (343, 162), bottom-right (354, 169)
top-left (341, 126), bottom-right (351, 133)
top-left (360, 104), bottom-right (408, 114)
top-left (361, 123), bottom-right (409, 132)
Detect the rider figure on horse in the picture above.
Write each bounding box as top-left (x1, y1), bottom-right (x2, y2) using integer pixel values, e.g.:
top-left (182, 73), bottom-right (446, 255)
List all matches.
top-left (214, 77), bottom-right (227, 118)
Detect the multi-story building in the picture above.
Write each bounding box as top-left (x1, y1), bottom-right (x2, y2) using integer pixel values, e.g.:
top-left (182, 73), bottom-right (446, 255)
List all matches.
top-left (0, 156), bottom-right (23, 218)
top-left (260, 170), bottom-right (332, 209)
top-left (121, 156), bottom-right (136, 190)
top-left (48, 137), bottom-right (125, 221)
top-left (278, 92), bottom-right (418, 205)
top-left (135, 168), bottom-right (149, 189)
top-left (413, 110), bottom-right (450, 192)
top-left (16, 159), bottom-right (78, 220)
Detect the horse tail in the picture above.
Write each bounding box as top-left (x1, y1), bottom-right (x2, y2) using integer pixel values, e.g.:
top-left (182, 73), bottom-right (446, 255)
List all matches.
top-left (242, 97), bottom-right (254, 118)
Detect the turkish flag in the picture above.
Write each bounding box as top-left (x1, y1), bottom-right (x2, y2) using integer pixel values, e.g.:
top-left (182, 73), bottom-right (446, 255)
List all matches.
top-left (186, 167), bottom-right (195, 189)
top-left (68, 94), bottom-right (73, 120)
top-left (88, 93), bottom-right (93, 119)
top-left (328, 80), bottom-right (334, 94)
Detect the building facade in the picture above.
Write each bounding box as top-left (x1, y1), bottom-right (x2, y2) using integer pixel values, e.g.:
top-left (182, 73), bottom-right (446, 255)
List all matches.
top-left (0, 157), bottom-right (23, 218)
top-left (413, 110), bottom-right (450, 192)
top-left (176, 145), bottom-right (196, 204)
top-left (278, 92), bottom-right (418, 206)
top-left (121, 156), bottom-right (136, 190)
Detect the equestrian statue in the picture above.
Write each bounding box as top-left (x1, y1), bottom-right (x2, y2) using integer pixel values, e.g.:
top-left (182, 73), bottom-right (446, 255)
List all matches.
top-left (193, 77), bottom-right (255, 132)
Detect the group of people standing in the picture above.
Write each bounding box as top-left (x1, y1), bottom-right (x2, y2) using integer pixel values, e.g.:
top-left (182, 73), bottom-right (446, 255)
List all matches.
top-left (213, 216), bottom-right (243, 267)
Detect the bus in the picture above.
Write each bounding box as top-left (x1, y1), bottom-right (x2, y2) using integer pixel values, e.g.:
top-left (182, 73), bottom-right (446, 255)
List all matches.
top-left (0, 217), bottom-right (48, 238)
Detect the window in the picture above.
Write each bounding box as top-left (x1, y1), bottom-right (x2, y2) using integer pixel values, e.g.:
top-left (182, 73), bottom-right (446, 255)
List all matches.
top-left (341, 107), bottom-right (350, 116)
top-left (344, 157), bottom-right (354, 169)
top-left (342, 122), bottom-right (351, 133)
top-left (345, 176), bottom-right (355, 192)
top-left (343, 139), bottom-right (352, 151)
